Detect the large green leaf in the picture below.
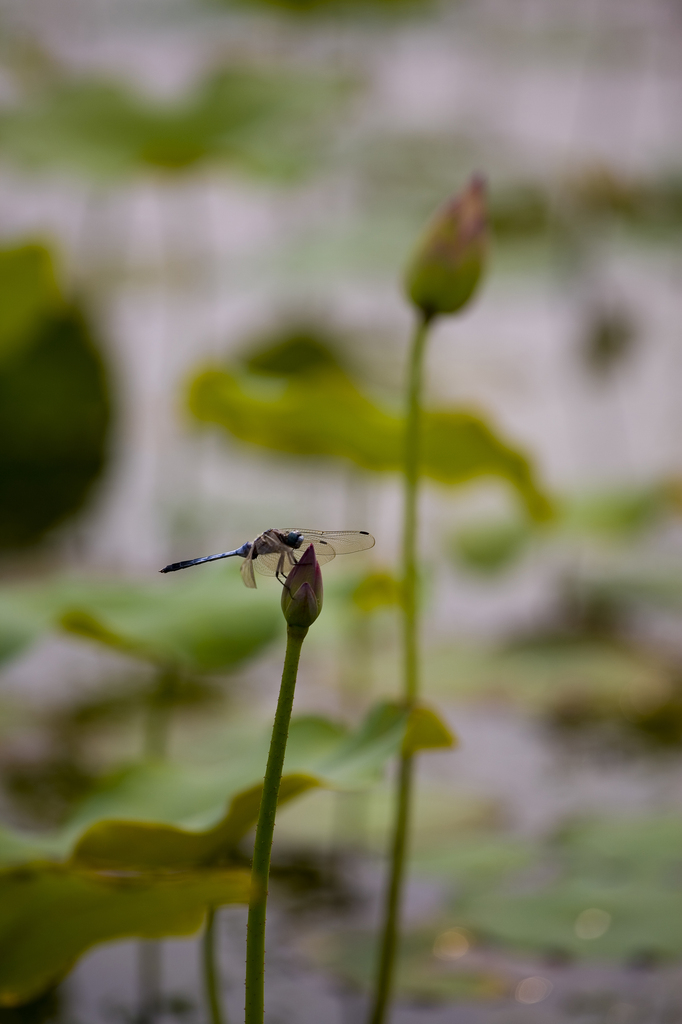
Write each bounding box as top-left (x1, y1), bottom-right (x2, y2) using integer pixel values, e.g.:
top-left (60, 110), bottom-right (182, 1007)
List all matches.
top-left (0, 244), bottom-right (110, 549)
top-left (0, 595), bottom-right (48, 669)
top-left (0, 245), bottom-right (61, 365)
top-left (465, 881), bottom-right (682, 962)
top-left (55, 570), bottom-right (281, 672)
top-left (0, 571), bottom-right (280, 675)
top-left (401, 705), bottom-right (455, 755)
top-left (455, 816), bottom-right (682, 962)
top-left (0, 70), bottom-right (348, 181)
top-left (188, 364), bottom-right (551, 520)
top-left (0, 700), bottom-right (451, 868)
top-left (66, 701), bottom-right (452, 870)
top-left (0, 700), bottom-right (453, 1005)
top-left (226, 0), bottom-right (431, 13)
top-left (70, 774), bottom-right (319, 870)
top-left (0, 862), bottom-right (249, 1007)
top-left (311, 928), bottom-right (506, 1004)
top-left (451, 517), bottom-right (531, 575)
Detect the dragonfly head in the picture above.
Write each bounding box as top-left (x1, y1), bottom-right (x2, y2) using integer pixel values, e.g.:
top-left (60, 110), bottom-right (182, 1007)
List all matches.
top-left (284, 530), bottom-right (304, 550)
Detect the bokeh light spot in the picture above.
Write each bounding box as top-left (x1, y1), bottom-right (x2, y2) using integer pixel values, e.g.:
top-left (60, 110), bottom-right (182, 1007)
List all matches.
top-left (432, 928), bottom-right (469, 960)
top-left (515, 977), bottom-right (553, 1004)
top-left (575, 907), bottom-right (612, 940)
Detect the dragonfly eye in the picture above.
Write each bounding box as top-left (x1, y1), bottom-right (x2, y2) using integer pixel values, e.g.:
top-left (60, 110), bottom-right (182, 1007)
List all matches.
top-left (285, 531), bottom-right (304, 549)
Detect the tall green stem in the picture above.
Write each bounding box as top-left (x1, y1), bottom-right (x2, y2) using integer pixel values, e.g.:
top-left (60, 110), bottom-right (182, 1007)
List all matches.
top-left (137, 666), bottom-right (178, 1024)
top-left (203, 907), bottom-right (225, 1024)
top-left (402, 313), bottom-right (430, 705)
top-left (245, 625), bottom-right (308, 1024)
top-left (368, 312), bottom-right (431, 1024)
top-left (144, 666), bottom-right (177, 759)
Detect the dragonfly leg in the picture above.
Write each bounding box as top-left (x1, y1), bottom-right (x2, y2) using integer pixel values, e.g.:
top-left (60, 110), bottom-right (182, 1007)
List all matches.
top-left (275, 551), bottom-right (288, 586)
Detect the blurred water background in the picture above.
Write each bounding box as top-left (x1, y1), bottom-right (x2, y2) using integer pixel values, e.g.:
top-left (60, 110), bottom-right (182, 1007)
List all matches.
top-left (1, 0), bottom-right (682, 1021)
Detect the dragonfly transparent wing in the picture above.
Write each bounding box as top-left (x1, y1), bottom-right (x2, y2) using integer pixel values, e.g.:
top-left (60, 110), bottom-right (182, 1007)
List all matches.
top-left (289, 530), bottom-right (375, 561)
top-left (240, 557), bottom-right (257, 588)
top-left (253, 549), bottom-right (298, 577)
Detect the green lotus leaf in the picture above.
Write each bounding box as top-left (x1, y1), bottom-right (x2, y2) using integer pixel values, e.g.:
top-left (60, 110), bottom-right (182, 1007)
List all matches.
top-left (0, 700), bottom-right (448, 869)
top-left (454, 817), bottom-right (682, 961)
top-left (402, 705), bottom-right (455, 755)
top-left (188, 364), bottom-right (552, 521)
top-left (0, 244), bottom-right (62, 365)
top-left (221, 0), bottom-right (432, 16)
top-left (70, 774), bottom-right (319, 871)
top-left (562, 486), bottom-right (668, 538)
top-left (350, 570), bottom-right (403, 613)
top-left (0, 862), bottom-right (249, 1007)
top-left (56, 571), bottom-right (281, 672)
top-left (0, 243), bottom-right (110, 549)
top-left (0, 70), bottom-right (349, 181)
top-left (0, 595), bottom-right (48, 669)
top-left (451, 518), bottom-right (531, 575)
top-left (67, 702), bottom-right (451, 872)
top-left (464, 881), bottom-right (682, 961)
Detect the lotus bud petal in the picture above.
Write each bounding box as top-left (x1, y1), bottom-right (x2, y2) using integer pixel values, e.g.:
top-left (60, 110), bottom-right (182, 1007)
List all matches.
top-left (281, 544), bottom-right (323, 628)
top-left (405, 174), bottom-right (488, 320)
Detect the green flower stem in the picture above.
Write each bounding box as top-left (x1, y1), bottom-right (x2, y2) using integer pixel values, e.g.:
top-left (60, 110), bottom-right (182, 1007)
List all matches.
top-left (138, 668), bottom-right (178, 1024)
top-left (245, 624), bottom-right (308, 1024)
top-left (144, 666), bottom-right (177, 759)
top-left (402, 313), bottom-right (430, 705)
top-left (137, 940), bottom-right (161, 1023)
top-left (203, 907), bottom-right (225, 1024)
top-left (368, 312), bottom-right (432, 1024)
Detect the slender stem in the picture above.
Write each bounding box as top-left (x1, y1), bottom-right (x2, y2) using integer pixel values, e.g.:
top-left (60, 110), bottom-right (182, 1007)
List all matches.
top-left (137, 667), bottom-right (176, 1024)
top-left (137, 940), bottom-right (161, 1023)
top-left (203, 907), bottom-right (225, 1024)
top-left (144, 666), bottom-right (177, 759)
top-left (245, 625), bottom-right (308, 1024)
top-left (403, 313), bottom-right (430, 704)
top-left (368, 312), bottom-right (432, 1024)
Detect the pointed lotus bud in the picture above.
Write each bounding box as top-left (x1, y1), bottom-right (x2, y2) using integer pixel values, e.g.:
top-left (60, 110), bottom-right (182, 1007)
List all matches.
top-left (281, 544), bottom-right (323, 628)
top-left (405, 175), bottom-right (488, 320)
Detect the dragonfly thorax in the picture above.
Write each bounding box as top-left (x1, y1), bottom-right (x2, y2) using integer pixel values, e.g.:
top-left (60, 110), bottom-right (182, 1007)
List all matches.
top-left (283, 530), bottom-right (304, 549)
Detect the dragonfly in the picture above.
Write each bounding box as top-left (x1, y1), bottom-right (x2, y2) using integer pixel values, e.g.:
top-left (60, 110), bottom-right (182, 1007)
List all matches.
top-left (160, 528), bottom-right (375, 588)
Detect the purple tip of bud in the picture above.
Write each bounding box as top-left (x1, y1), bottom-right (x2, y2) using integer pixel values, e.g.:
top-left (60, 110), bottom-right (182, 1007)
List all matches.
top-left (281, 544), bottom-right (323, 628)
top-left (297, 544), bottom-right (318, 567)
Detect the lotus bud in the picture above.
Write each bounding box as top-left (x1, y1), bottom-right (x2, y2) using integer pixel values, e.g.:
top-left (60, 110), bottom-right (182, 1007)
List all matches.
top-left (281, 544), bottom-right (323, 628)
top-left (405, 174), bottom-right (488, 320)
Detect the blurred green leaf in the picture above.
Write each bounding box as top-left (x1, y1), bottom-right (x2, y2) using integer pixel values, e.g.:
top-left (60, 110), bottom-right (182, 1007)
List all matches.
top-left (188, 363), bottom-right (551, 520)
top-left (350, 570), bottom-right (403, 613)
top-left (0, 70), bottom-right (349, 181)
top-left (562, 486), bottom-right (667, 538)
top-left (456, 816), bottom-right (682, 961)
top-left (59, 610), bottom-right (148, 659)
top-left (227, 0), bottom-right (431, 12)
top-left (0, 245), bottom-right (61, 365)
top-left (0, 862), bottom-right (249, 1007)
top-left (424, 639), bottom-right (670, 718)
top-left (0, 243), bottom-right (110, 549)
top-left (402, 705), bottom-right (455, 755)
top-left (465, 881), bottom-right (682, 961)
top-left (413, 834), bottom-right (533, 884)
top-left (56, 571), bottom-right (281, 672)
top-left (311, 927), bottom-right (506, 1004)
top-left (0, 597), bottom-right (47, 669)
top-left (451, 518), bottom-right (531, 575)
top-left (70, 773), bottom-right (318, 870)
top-left (0, 700), bottom-right (449, 867)
top-left (243, 327), bottom-right (345, 377)
top-left (0, 828), bottom-right (55, 870)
